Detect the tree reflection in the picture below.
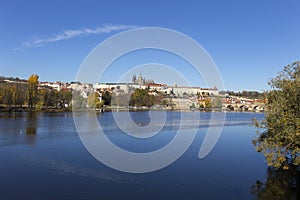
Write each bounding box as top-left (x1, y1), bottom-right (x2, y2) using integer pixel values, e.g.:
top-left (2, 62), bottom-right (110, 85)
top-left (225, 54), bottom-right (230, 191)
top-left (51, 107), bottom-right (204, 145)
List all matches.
top-left (25, 112), bottom-right (37, 145)
top-left (251, 167), bottom-right (299, 200)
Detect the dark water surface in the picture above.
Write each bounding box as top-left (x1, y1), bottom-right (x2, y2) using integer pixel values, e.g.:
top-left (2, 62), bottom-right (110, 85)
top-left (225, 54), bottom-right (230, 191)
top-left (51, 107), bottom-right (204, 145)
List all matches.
top-left (0, 111), bottom-right (291, 199)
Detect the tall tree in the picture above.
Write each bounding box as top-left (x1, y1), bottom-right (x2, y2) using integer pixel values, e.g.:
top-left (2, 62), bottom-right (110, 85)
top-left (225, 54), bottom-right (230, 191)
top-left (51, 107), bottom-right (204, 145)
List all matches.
top-left (87, 92), bottom-right (104, 108)
top-left (28, 74), bottom-right (39, 109)
top-left (17, 84), bottom-right (27, 107)
top-left (102, 91), bottom-right (111, 106)
top-left (210, 96), bottom-right (222, 109)
top-left (253, 61), bottom-right (300, 169)
top-left (130, 88), bottom-right (155, 107)
top-left (204, 98), bottom-right (211, 109)
top-left (2, 84), bottom-right (13, 108)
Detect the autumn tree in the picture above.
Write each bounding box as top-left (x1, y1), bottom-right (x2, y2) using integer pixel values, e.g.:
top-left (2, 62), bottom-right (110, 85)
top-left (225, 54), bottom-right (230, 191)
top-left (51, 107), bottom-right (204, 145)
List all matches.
top-left (13, 83), bottom-right (27, 107)
top-left (87, 92), bottom-right (103, 108)
top-left (204, 98), bottom-right (211, 109)
top-left (28, 74), bottom-right (39, 109)
top-left (2, 84), bottom-right (13, 107)
top-left (253, 61), bottom-right (300, 169)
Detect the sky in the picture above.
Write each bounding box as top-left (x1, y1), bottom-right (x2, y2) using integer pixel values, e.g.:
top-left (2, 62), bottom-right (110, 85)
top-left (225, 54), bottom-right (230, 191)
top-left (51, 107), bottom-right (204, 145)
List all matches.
top-left (0, 0), bottom-right (299, 91)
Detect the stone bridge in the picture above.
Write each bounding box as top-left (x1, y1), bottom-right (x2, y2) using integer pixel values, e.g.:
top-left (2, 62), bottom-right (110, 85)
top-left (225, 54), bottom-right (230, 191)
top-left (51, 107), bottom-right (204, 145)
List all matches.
top-left (222, 103), bottom-right (265, 112)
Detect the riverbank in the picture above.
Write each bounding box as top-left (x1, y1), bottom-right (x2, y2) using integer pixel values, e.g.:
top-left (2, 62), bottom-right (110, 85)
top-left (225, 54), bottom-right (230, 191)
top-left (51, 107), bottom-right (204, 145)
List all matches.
top-left (0, 106), bottom-right (264, 113)
top-left (0, 106), bottom-right (71, 113)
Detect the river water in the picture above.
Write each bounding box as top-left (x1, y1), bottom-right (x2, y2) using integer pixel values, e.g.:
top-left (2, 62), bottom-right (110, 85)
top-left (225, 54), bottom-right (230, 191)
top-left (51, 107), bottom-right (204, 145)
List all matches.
top-left (0, 111), bottom-right (296, 199)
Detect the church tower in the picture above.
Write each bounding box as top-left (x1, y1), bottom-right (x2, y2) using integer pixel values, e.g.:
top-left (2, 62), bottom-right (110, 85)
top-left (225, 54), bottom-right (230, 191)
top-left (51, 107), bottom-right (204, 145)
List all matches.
top-left (132, 74), bottom-right (136, 83)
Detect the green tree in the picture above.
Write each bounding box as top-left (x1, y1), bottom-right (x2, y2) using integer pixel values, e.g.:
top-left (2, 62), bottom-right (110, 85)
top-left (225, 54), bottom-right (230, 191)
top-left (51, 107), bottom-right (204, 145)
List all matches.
top-left (28, 74), bottom-right (39, 109)
top-left (102, 91), bottom-right (111, 106)
top-left (57, 90), bottom-right (72, 108)
top-left (253, 61), bottom-right (300, 169)
top-left (130, 88), bottom-right (155, 107)
top-left (211, 96), bottom-right (222, 109)
top-left (111, 94), bottom-right (130, 107)
top-left (0, 83), bottom-right (27, 108)
top-left (2, 84), bottom-right (13, 107)
top-left (14, 83), bottom-right (27, 107)
top-left (0, 85), bottom-right (3, 105)
top-left (72, 90), bottom-right (86, 109)
top-left (43, 90), bottom-right (58, 108)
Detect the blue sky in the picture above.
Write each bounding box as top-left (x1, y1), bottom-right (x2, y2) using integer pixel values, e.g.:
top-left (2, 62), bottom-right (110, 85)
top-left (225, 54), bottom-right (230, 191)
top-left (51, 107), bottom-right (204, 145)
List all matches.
top-left (0, 0), bottom-right (299, 91)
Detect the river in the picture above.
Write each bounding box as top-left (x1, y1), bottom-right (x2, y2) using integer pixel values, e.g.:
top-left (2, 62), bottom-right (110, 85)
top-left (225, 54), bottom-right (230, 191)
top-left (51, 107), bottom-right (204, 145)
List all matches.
top-left (0, 111), bottom-right (297, 199)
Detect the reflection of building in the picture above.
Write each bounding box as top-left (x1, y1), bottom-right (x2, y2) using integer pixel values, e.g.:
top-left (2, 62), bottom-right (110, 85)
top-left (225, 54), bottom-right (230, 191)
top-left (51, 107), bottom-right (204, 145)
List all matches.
top-left (132, 73), bottom-right (154, 85)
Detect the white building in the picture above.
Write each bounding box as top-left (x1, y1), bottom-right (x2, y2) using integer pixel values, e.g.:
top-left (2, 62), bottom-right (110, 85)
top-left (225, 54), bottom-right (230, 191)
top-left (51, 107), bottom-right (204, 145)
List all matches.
top-left (160, 85), bottom-right (219, 97)
top-left (40, 81), bottom-right (62, 91)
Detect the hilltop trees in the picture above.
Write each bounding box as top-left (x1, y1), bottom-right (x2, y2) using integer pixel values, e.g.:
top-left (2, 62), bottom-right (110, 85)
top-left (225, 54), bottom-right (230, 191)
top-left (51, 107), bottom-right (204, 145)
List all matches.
top-left (253, 61), bottom-right (300, 169)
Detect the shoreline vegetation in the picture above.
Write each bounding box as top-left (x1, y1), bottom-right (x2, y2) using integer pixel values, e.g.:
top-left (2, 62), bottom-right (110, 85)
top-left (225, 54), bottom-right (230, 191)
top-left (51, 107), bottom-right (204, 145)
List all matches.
top-left (253, 61), bottom-right (300, 170)
top-left (0, 74), bottom-right (266, 113)
top-left (0, 105), bottom-right (263, 113)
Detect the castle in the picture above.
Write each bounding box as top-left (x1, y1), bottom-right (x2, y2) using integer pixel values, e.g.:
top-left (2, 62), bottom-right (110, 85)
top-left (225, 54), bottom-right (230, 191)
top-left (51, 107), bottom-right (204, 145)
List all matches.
top-left (132, 73), bottom-right (154, 85)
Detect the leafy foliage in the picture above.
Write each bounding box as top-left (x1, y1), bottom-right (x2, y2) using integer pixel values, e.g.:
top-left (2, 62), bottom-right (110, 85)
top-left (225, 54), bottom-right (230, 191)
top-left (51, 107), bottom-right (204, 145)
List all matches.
top-left (0, 74), bottom-right (72, 111)
top-left (87, 92), bottom-right (104, 108)
top-left (129, 88), bottom-right (155, 107)
top-left (210, 96), bottom-right (222, 109)
top-left (102, 91), bottom-right (111, 106)
top-left (204, 98), bottom-right (211, 108)
top-left (28, 74), bottom-right (39, 108)
top-left (253, 61), bottom-right (300, 169)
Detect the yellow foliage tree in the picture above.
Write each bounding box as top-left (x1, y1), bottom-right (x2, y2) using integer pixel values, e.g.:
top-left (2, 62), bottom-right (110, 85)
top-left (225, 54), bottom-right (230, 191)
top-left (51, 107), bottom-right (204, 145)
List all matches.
top-left (28, 74), bottom-right (39, 108)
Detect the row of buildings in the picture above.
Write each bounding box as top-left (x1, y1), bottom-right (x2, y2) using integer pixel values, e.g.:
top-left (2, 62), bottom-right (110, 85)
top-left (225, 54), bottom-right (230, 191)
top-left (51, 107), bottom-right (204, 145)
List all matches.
top-left (94, 73), bottom-right (219, 96)
top-left (39, 73), bottom-right (219, 98)
top-left (2, 73), bottom-right (263, 111)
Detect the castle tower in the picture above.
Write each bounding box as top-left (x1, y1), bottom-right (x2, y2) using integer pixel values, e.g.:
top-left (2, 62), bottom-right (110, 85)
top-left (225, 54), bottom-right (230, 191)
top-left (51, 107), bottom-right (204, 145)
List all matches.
top-left (132, 74), bottom-right (136, 83)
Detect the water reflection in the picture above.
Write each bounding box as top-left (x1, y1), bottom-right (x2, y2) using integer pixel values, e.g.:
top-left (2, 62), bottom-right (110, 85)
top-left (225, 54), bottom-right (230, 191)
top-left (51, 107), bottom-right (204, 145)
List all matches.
top-left (25, 112), bottom-right (37, 145)
top-left (26, 112), bottom-right (37, 134)
top-left (251, 167), bottom-right (300, 199)
top-left (0, 112), bottom-right (38, 146)
top-left (0, 112), bottom-right (270, 199)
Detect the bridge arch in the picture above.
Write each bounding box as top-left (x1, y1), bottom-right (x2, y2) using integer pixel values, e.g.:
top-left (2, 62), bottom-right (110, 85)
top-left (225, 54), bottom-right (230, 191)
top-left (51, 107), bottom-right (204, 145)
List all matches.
top-left (227, 105), bottom-right (234, 111)
top-left (240, 105), bottom-right (248, 111)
